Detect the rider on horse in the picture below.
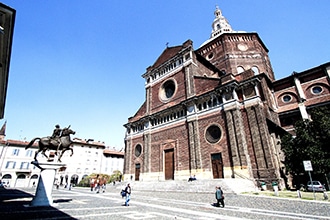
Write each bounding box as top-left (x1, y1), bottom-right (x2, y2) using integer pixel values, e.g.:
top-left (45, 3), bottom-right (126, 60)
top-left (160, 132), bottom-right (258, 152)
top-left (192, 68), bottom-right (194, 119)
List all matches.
top-left (25, 125), bottom-right (75, 162)
top-left (51, 124), bottom-right (62, 155)
top-left (52, 124), bottom-right (62, 138)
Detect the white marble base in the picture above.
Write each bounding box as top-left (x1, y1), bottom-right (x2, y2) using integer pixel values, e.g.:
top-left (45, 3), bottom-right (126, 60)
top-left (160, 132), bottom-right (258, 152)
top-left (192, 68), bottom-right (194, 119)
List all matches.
top-left (29, 161), bottom-right (66, 207)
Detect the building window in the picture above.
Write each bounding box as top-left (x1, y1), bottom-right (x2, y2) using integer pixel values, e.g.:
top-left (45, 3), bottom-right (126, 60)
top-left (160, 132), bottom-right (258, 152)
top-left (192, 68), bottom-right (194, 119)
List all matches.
top-left (282, 95), bottom-right (292, 103)
top-left (164, 81), bottom-right (175, 98)
top-left (237, 66), bottom-right (245, 74)
top-left (205, 125), bottom-right (221, 144)
top-left (5, 161), bottom-right (16, 169)
top-left (311, 86), bottom-right (322, 95)
top-left (244, 87), bottom-right (256, 99)
top-left (224, 92), bottom-right (233, 101)
top-left (25, 150), bottom-right (33, 157)
top-left (20, 162), bottom-right (29, 169)
top-left (17, 174), bottom-right (26, 179)
top-left (207, 52), bottom-right (214, 60)
top-left (12, 148), bottom-right (20, 156)
top-left (135, 144), bottom-right (142, 157)
top-left (2, 174), bottom-right (12, 179)
top-left (252, 66), bottom-right (259, 75)
top-left (31, 174), bottom-right (38, 179)
top-left (159, 79), bottom-right (176, 101)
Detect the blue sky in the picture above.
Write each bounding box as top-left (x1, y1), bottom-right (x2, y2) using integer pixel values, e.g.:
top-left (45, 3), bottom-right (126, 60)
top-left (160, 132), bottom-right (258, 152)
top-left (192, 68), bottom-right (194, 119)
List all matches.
top-left (1, 1), bottom-right (330, 150)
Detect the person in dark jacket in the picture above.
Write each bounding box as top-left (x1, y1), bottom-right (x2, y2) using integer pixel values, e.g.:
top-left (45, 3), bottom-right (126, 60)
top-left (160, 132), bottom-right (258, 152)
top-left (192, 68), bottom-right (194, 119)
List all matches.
top-left (215, 186), bottom-right (225, 207)
top-left (124, 183), bottom-right (131, 206)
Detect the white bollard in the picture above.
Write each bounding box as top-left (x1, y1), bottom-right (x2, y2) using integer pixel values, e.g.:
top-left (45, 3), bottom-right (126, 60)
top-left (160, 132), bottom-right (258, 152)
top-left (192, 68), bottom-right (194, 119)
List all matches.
top-left (297, 190), bottom-right (302, 199)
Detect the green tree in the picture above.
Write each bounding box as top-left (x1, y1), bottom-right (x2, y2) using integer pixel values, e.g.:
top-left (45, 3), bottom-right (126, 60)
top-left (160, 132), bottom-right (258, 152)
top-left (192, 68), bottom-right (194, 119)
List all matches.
top-left (109, 170), bottom-right (122, 182)
top-left (78, 173), bottom-right (111, 187)
top-left (281, 107), bottom-right (330, 177)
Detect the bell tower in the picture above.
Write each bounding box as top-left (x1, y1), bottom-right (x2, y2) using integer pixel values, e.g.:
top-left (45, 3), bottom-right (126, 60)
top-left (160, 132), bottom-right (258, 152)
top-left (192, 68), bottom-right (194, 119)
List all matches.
top-left (197, 6), bottom-right (275, 82)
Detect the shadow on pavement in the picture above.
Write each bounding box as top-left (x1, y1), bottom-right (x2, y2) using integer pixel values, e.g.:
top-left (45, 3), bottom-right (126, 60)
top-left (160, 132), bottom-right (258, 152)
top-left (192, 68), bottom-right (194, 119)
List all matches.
top-left (0, 187), bottom-right (77, 219)
top-left (53, 198), bottom-right (73, 203)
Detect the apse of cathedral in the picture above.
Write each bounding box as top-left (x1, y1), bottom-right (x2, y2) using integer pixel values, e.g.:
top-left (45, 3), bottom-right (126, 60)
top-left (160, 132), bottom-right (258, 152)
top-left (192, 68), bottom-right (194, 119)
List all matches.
top-left (123, 6), bottom-right (330, 186)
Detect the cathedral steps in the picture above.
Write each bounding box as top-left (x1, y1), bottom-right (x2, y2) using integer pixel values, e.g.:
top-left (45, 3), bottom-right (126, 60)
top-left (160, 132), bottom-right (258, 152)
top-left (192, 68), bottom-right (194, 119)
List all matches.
top-left (111, 179), bottom-right (257, 194)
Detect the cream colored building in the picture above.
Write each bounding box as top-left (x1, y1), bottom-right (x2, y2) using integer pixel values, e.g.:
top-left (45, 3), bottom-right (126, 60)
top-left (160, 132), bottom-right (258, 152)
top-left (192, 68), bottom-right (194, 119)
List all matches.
top-left (0, 133), bottom-right (124, 188)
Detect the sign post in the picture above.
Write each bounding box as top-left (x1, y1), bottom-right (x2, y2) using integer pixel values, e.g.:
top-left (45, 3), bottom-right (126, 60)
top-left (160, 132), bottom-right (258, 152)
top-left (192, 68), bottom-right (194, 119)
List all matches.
top-left (303, 160), bottom-right (315, 200)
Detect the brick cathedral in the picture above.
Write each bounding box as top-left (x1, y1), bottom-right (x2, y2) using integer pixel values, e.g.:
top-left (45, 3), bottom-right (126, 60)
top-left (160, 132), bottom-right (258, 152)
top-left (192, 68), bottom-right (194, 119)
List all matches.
top-left (123, 6), bottom-right (330, 187)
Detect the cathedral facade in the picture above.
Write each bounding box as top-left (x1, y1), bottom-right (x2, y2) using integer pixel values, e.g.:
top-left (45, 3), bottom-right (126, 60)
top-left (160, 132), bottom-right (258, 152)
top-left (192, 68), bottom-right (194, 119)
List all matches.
top-left (123, 7), bottom-right (330, 187)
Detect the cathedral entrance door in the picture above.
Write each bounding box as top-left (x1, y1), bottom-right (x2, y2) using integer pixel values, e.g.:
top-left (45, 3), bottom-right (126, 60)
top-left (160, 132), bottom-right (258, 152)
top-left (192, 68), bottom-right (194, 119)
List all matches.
top-left (164, 149), bottom-right (174, 180)
top-left (211, 153), bottom-right (224, 179)
top-left (135, 163), bottom-right (140, 181)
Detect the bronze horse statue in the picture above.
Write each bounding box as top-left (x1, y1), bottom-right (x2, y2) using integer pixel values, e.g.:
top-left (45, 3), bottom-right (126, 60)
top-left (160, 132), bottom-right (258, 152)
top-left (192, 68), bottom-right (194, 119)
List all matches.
top-left (25, 126), bottom-right (76, 162)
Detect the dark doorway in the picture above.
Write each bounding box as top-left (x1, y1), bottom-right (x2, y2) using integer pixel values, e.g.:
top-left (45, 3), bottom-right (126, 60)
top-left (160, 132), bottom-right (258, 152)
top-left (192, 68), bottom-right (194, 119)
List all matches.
top-left (135, 163), bottom-right (140, 181)
top-left (211, 153), bottom-right (224, 179)
top-left (164, 149), bottom-right (174, 180)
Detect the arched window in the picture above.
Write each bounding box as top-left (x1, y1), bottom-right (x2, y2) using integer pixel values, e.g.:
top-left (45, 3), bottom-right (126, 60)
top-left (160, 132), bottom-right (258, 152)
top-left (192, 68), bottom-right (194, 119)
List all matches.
top-left (252, 66), bottom-right (259, 75)
top-left (237, 66), bottom-right (245, 73)
top-left (31, 174), bottom-right (38, 179)
top-left (2, 174), bottom-right (12, 179)
top-left (17, 174), bottom-right (26, 179)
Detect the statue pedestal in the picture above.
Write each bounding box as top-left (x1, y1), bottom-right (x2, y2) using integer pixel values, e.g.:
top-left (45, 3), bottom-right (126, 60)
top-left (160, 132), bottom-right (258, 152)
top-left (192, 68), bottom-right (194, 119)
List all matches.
top-left (29, 161), bottom-right (66, 207)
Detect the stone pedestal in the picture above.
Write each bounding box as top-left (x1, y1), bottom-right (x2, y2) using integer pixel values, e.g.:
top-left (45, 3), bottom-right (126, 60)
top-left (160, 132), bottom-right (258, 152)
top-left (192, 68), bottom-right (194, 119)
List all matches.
top-left (29, 161), bottom-right (66, 207)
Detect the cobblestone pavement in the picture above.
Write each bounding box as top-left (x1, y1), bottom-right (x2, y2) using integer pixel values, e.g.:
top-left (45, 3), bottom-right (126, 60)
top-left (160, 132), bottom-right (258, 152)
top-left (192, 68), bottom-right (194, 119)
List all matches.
top-left (0, 185), bottom-right (330, 220)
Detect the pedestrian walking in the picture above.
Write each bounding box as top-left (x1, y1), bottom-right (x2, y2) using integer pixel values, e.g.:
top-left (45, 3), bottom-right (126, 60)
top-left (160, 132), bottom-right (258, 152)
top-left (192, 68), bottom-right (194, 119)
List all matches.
top-left (124, 183), bottom-right (131, 206)
top-left (120, 185), bottom-right (126, 198)
top-left (215, 186), bottom-right (225, 208)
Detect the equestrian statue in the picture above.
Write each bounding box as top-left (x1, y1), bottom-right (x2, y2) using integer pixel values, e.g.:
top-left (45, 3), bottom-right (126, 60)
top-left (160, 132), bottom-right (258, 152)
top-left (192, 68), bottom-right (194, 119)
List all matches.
top-left (25, 125), bottom-right (76, 162)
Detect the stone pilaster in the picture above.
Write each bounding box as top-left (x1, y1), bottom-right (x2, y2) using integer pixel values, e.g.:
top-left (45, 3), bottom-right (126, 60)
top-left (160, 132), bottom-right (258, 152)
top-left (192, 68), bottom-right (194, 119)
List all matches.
top-left (224, 110), bottom-right (239, 166)
top-left (224, 107), bottom-right (252, 179)
top-left (246, 105), bottom-right (277, 180)
top-left (143, 132), bottom-right (151, 173)
top-left (187, 120), bottom-right (202, 171)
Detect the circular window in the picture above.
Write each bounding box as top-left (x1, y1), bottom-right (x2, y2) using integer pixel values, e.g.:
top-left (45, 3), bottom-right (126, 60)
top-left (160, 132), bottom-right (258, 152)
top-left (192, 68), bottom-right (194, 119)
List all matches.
top-left (312, 86), bottom-right (322, 94)
top-left (207, 53), bottom-right (214, 60)
top-left (135, 144), bottom-right (142, 157)
top-left (282, 95), bottom-right (292, 103)
top-left (160, 79), bottom-right (176, 101)
top-left (205, 125), bottom-right (221, 144)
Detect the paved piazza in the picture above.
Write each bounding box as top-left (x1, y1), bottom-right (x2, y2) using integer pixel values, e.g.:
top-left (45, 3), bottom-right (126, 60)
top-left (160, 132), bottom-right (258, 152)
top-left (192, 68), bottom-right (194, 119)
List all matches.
top-left (0, 184), bottom-right (329, 219)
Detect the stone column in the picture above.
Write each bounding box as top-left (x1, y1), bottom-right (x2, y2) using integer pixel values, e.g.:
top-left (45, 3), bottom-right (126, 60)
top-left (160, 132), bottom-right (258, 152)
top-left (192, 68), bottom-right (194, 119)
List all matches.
top-left (29, 161), bottom-right (65, 207)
